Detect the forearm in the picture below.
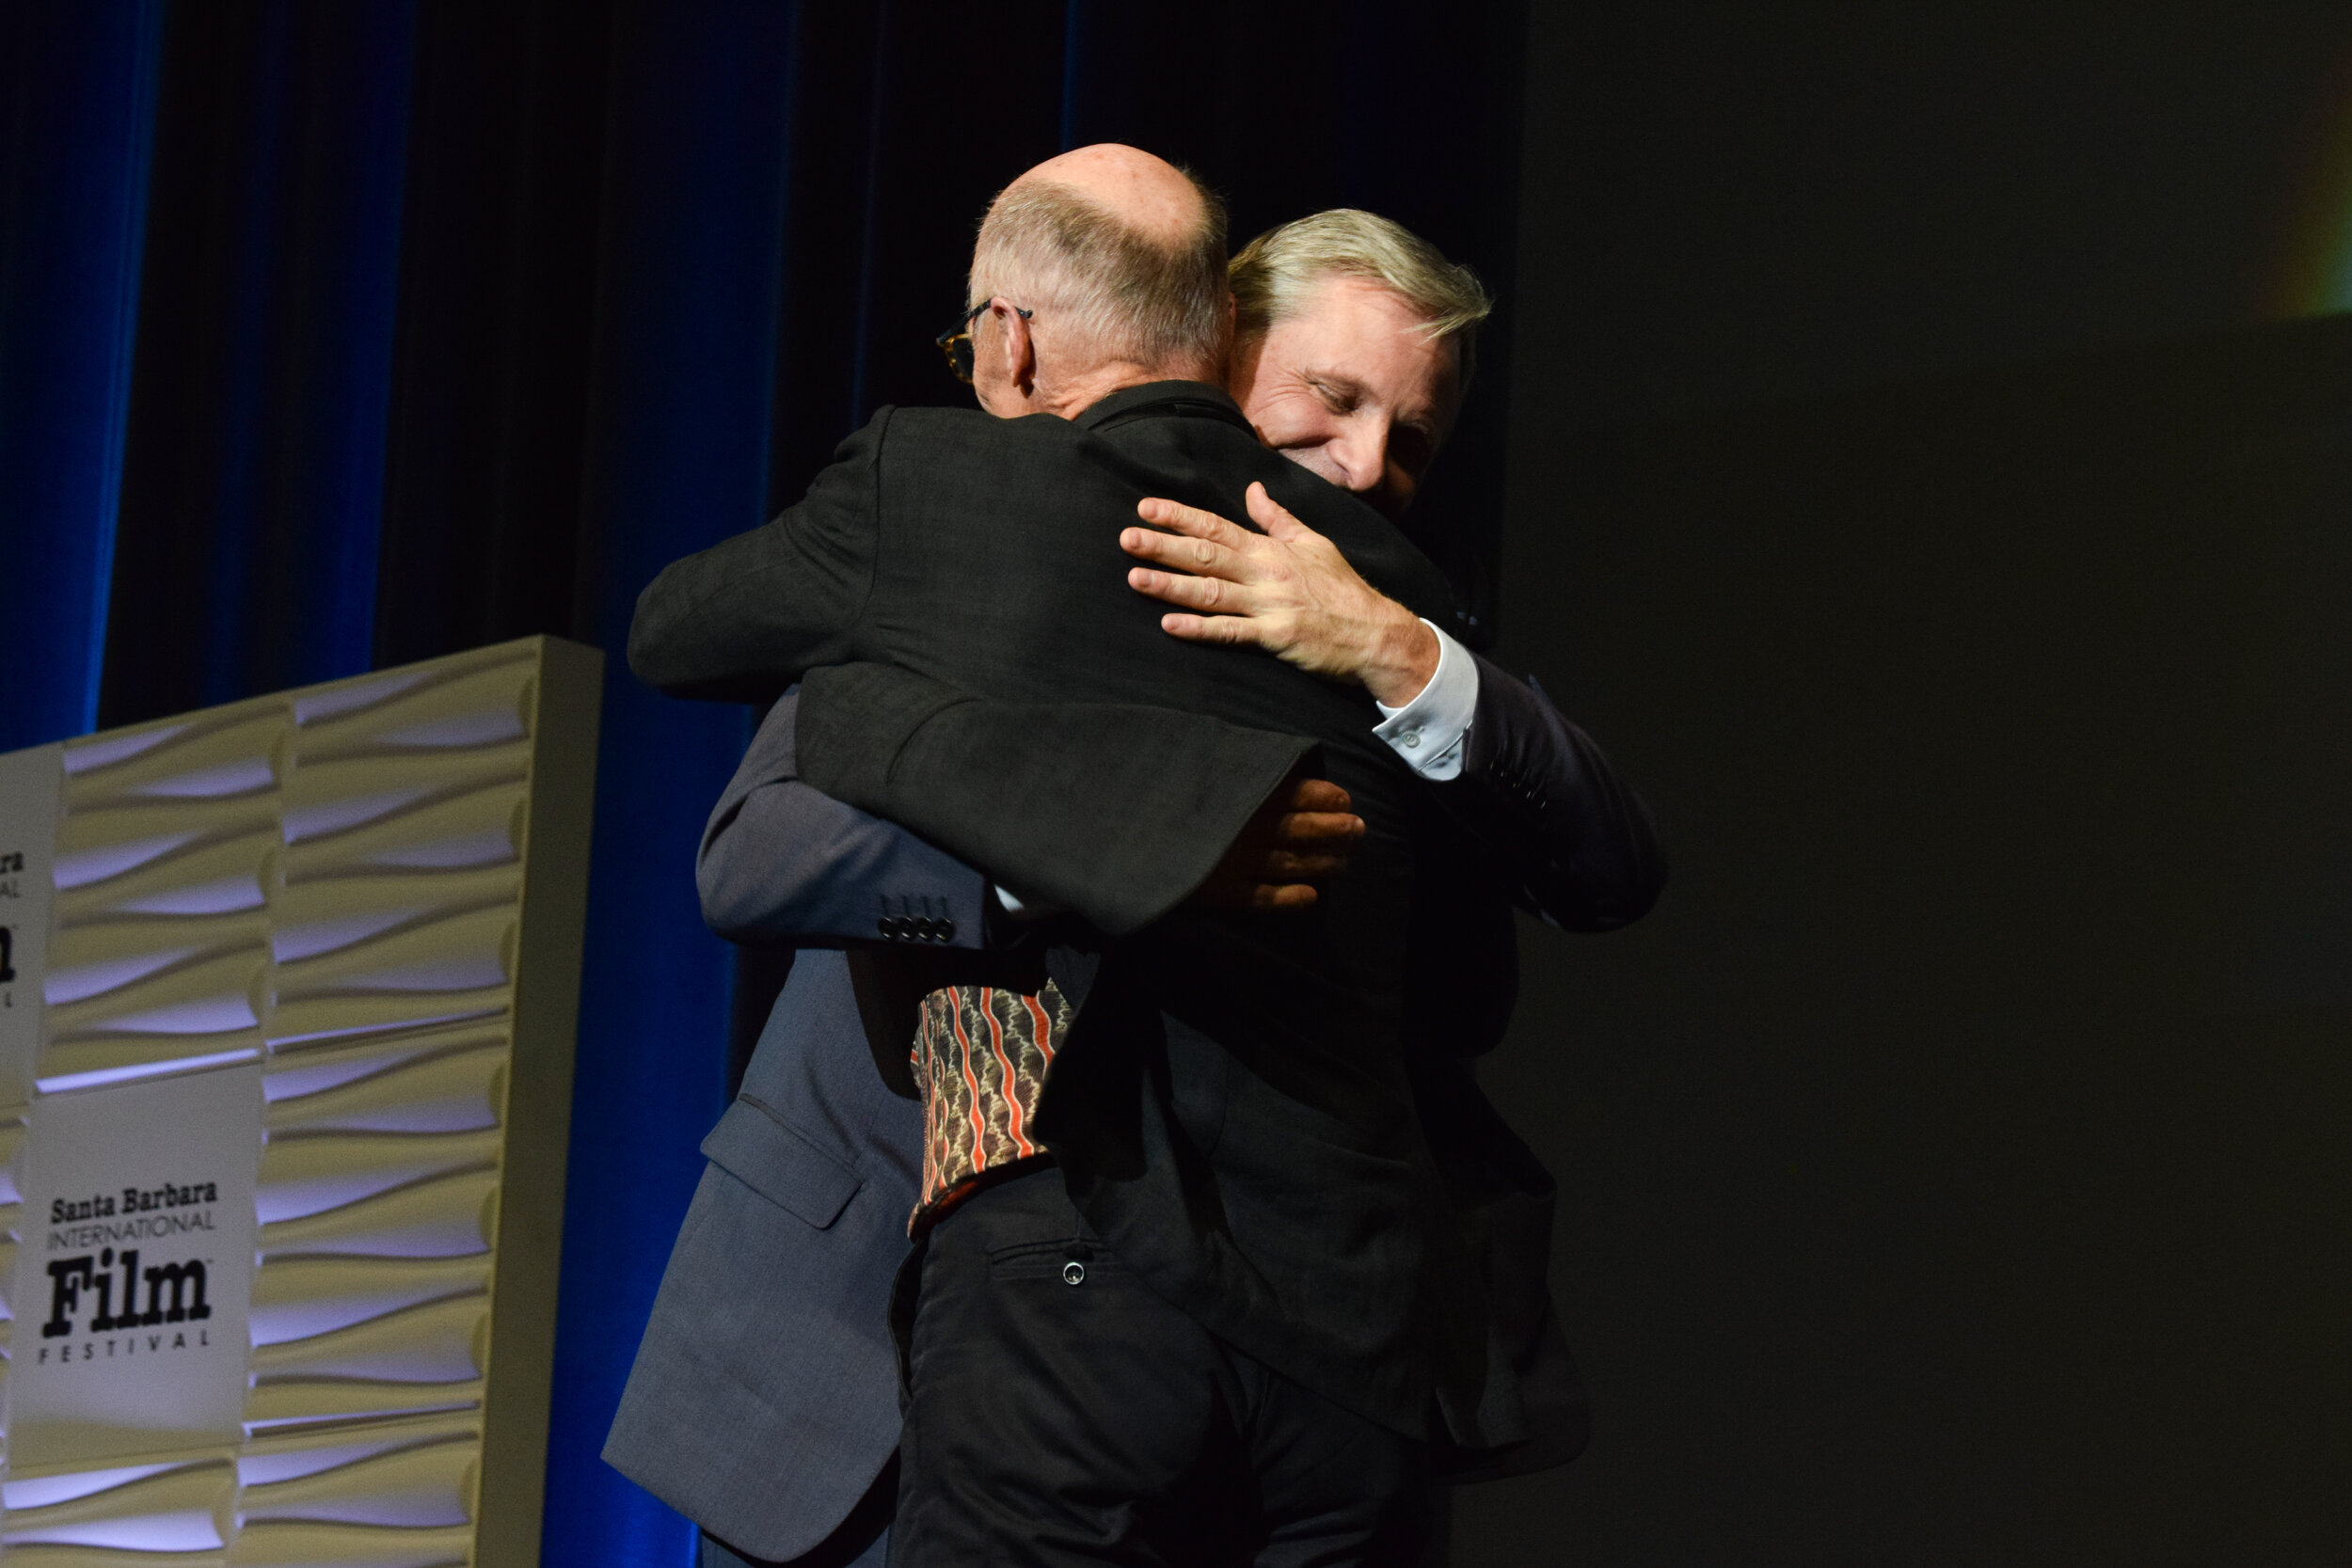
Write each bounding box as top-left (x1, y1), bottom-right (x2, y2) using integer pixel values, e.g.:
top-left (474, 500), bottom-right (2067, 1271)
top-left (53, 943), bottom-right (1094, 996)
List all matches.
top-left (697, 688), bottom-right (993, 951)
top-left (628, 413), bottom-right (884, 701)
top-left (1456, 656), bottom-right (1666, 929)
top-left (628, 531), bottom-right (859, 703)
top-left (702, 780), bottom-right (993, 948)
top-left (796, 663), bottom-right (1315, 936)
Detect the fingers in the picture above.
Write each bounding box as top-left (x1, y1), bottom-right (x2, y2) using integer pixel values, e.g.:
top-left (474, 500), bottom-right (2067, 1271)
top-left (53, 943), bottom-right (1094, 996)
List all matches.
top-left (1244, 482), bottom-right (1311, 541)
top-left (1261, 849), bottom-right (1351, 879)
top-left (1271, 810), bottom-right (1363, 847)
top-left (1120, 524), bottom-right (1254, 584)
top-left (1126, 565), bottom-right (1248, 613)
top-left (1152, 610), bottom-right (1264, 647)
top-left (1280, 778), bottom-right (1352, 813)
top-left (1136, 496), bottom-right (1251, 546)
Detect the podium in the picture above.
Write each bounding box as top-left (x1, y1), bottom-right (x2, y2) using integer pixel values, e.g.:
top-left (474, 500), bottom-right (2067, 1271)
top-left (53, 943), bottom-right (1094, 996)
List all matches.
top-left (0, 636), bottom-right (600, 1565)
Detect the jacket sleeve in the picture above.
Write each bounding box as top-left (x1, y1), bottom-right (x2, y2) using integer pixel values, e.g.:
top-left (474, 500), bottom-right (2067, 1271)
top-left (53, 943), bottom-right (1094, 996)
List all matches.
top-left (1453, 653), bottom-right (1667, 931)
top-left (628, 412), bottom-right (888, 703)
top-left (793, 662), bottom-right (1316, 937)
top-left (699, 689), bottom-right (993, 951)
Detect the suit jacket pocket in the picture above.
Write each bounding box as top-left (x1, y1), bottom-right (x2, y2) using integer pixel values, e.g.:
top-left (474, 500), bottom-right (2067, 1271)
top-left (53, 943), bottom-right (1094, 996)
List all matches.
top-left (700, 1097), bottom-right (863, 1229)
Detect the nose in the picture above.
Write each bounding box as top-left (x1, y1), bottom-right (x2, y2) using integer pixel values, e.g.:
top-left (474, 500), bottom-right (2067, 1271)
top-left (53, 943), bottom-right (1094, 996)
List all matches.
top-left (1328, 415), bottom-right (1392, 496)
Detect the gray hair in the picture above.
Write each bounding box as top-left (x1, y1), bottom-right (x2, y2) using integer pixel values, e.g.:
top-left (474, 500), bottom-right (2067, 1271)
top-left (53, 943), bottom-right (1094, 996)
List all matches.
top-left (968, 175), bottom-right (1230, 376)
top-left (1231, 209), bottom-right (1491, 385)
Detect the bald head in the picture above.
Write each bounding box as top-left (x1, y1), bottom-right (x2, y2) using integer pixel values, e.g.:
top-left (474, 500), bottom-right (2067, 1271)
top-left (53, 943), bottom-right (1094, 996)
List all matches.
top-left (964, 144), bottom-right (1231, 417)
top-left (1005, 144), bottom-right (1208, 250)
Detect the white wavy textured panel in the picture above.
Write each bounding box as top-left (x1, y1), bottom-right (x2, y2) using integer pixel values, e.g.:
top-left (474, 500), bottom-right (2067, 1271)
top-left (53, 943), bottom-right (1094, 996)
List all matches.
top-left (255, 1129), bottom-right (501, 1227)
top-left (45, 946), bottom-right (210, 1005)
top-left (270, 909), bottom-right (426, 965)
top-left (8, 635), bottom-right (596, 1568)
top-left (36, 1045), bottom-right (262, 1095)
top-left (256, 1166), bottom-right (498, 1261)
top-left (53, 967), bottom-right (263, 1037)
top-left (235, 1432), bottom-right (475, 1528)
top-left (56, 832), bottom-right (278, 926)
top-left (281, 786), bottom-right (527, 888)
top-left (247, 1255), bottom-right (489, 1348)
top-left (249, 1293), bottom-right (486, 1386)
top-left (124, 757), bottom-right (278, 801)
top-left (264, 1040), bottom-right (503, 1137)
top-left (273, 907), bottom-right (514, 1006)
top-left (61, 709), bottom-right (284, 810)
top-left (0, 1457), bottom-right (236, 1551)
top-left (61, 723), bottom-right (190, 775)
top-left (241, 1379), bottom-right (485, 1432)
top-left (53, 830), bottom-right (210, 890)
top-left (294, 654), bottom-right (534, 764)
top-left (289, 670), bottom-right (436, 728)
top-left (262, 1040), bottom-right (457, 1103)
top-left (44, 719), bottom-right (285, 1106)
top-left (37, 960), bottom-right (266, 1089)
top-left (3, 1462), bottom-right (184, 1509)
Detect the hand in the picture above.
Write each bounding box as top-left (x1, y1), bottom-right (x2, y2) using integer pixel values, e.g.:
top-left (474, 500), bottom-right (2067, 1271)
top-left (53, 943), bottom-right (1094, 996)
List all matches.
top-left (1121, 483), bottom-right (1440, 706)
top-left (1186, 775), bottom-right (1364, 911)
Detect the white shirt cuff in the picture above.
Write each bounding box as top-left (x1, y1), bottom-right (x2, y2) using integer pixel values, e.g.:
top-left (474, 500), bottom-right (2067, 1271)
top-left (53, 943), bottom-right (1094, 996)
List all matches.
top-left (991, 884), bottom-right (1059, 922)
top-left (1372, 621), bottom-right (1476, 781)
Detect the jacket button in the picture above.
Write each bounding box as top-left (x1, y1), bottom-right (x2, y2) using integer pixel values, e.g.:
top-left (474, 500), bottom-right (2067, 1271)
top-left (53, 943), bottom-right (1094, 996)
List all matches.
top-left (878, 916), bottom-right (902, 939)
top-left (937, 917), bottom-right (955, 942)
top-left (1062, 1260), bottom-right (1086, 1286)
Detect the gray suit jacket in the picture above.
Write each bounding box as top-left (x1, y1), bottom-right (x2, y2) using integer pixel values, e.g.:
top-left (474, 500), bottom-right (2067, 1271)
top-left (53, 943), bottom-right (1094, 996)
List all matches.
top-left (598, 698), bottom-right (946, 1561)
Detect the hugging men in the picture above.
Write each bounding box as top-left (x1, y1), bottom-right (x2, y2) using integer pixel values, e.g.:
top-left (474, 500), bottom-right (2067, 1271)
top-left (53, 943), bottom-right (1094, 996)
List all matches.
top-left (609, 145), bottom-right (1663, 1567)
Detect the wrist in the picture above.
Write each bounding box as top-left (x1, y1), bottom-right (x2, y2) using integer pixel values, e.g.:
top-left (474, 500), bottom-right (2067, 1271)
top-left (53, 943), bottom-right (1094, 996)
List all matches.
top-left (1361, 606), bottom-right (1440, 706)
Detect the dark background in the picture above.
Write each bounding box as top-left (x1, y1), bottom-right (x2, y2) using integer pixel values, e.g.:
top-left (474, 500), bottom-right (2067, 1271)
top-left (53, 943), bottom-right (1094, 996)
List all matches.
top-left (6, 3), bottom-right (2352, 1561)
top-left (1461, 4), bottom-right (2352, 1561)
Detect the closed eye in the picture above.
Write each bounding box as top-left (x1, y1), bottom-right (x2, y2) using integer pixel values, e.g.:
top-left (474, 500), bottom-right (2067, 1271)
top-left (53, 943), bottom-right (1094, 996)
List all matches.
top-left (1307, 376), bottom-right (1359, 416)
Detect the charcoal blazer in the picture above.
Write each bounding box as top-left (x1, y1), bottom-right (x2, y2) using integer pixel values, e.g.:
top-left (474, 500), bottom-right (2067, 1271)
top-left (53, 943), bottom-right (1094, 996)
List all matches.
top-left (631, 382), bottom-right (1472, 1437)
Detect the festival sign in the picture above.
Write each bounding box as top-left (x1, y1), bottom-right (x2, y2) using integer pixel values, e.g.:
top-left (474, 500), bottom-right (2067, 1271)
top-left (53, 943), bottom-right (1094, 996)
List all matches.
top-left (11, 1065), bottom-right (262, 1466)
top-left (0, 637), bottom-right (599, 1567)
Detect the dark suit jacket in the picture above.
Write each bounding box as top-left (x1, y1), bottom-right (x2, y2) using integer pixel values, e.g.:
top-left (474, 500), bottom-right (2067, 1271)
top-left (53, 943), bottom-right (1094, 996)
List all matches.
top-left (788, 660), bottom-right (1645, 1472)
top-left (603, 684), bottom-right (1349, 1554)
top-left (632, 381), bottom-right (1494, 1437)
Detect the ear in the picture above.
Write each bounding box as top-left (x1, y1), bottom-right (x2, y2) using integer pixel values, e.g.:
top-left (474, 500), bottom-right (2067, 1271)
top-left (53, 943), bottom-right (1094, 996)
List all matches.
top-left (993, 299), bottom-right (1037, 399)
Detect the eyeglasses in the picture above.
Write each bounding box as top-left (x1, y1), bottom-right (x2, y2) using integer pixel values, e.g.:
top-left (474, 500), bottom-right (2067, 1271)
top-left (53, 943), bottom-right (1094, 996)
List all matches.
top-left (935, 299), bottom-right (1033, 385)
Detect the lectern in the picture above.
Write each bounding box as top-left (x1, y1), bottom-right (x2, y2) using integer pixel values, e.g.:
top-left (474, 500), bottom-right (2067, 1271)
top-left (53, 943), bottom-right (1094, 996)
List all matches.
top-left (0, 636), bottom-right (600, 1565)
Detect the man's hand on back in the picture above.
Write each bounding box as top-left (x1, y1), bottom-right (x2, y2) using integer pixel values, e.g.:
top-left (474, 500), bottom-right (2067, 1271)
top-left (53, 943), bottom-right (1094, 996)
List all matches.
top-left (1121, 483), bottom-right (1441, 707)
top-left (1187, 774), bottom-right (1364, 911)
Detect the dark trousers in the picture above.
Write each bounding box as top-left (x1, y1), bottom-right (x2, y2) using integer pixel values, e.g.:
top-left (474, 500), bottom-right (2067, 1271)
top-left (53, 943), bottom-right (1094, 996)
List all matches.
top-left (888, 1165), bottom-right (1432, 1567)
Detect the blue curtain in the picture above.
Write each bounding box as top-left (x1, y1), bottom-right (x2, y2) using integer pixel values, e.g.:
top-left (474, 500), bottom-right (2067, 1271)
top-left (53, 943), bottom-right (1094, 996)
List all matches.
top-left (544, 7), bottom-right (797, 1561)
top-left (0, 2), bottom-right (1528, 1560)
top-left (0, 2), bottom-right (161, 752)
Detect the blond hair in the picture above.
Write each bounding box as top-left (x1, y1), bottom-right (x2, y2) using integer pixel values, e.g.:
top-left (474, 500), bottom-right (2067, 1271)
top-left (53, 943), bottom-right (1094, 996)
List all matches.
top-left (1231, 209), bottom-right (1491, 384)
top-left (969, 176), bottom-right (1230, 377)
